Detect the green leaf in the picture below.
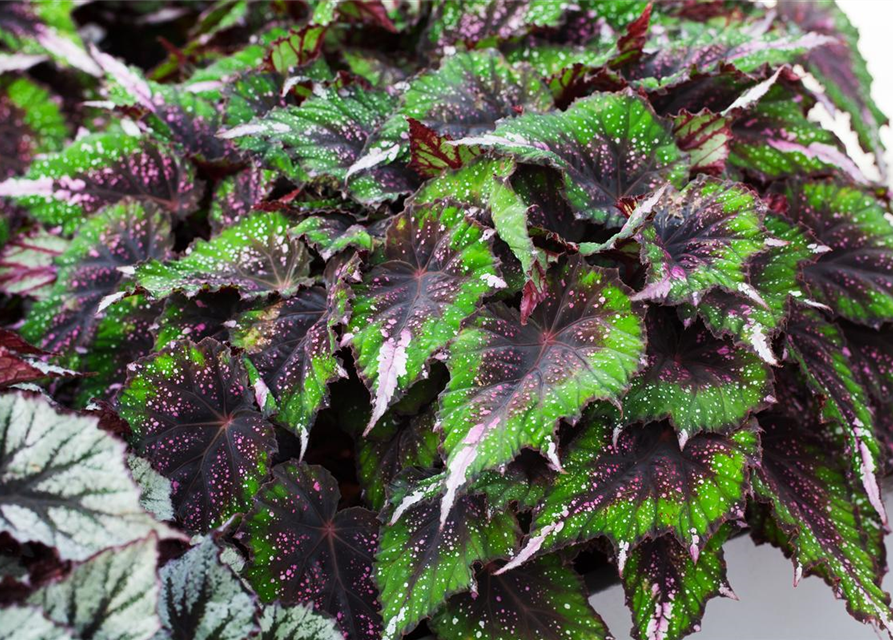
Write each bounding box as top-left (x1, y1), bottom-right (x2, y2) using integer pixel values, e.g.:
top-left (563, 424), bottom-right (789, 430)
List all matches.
top-left (429, 555), bottom-right (611, 640)
top-left (28, 537), bottom-right (161, 640)
top-left (622, 527), bottom-right (734, 640)
top-left (376, 471), bottom-right (517, 640)
top-left (0, 605), bottom-right (75, 640)
top-left (348, 201), bottom-right (502, 432)
top-left (291, 214), bottom-right (373, 260)
top-left (634, 176), bottom-right (766, 306)
top-left (439, 256), bottom-right (645, 519)
top-left (503, 415), bottom-right (758, 573)
top-left (0, 391), bottom-right (172, 562)
top-left (752, 408), bottom-right (893, 632)
top-left (461, 90), bottom-right (688, 227)
top-left (424, 0), bottom-right (570, 51)
top-left (136, 212), bottom-right (312, 300)
top-left (356, 409), bottom-right (440, 512)
top-left (0, 225), bottom-right (67, 300)
top-left (361, 49), bottom-right (552, 172)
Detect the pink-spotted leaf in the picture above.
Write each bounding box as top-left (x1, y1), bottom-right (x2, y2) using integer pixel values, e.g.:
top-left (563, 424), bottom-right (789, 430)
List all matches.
top-left (621, 309), bottom-right (774, 442)
top-left (118, 337), bottom-right (278, 532)
top-left (502, 414), bottom-right (758, 573)
top-left (20, 201), bottom-right (172, 361)
top-left (2, 132), bottom-right (201, 231)
top-left (460, 90), bottom-right (688, 227)
top-left (238, 461), bottom-right (382, 640)
top-left (678, 213), bottom-right (824, 365)
top-left (429, 555), bottom-right (611, 640)
top-left (135, 212), bottom-right (312, 301)
top-left (634, 176), bottom-right (766, 306)
top-left (348, 201), bottom-right (502, 433)
top-left (220, 85), bottom-right (417, 204)
top-left (376, 470), bottom-right (518, 640)
top-left (778, 0), bottom-right (888, 179)
top-left (438, 255), bottom-right (645, 521)
top-left (751, 409), bottom-right (893, 632)
top-left (785, 304), bottom-right (886, 522)
top-left (622, 527), bottom-right (734, 640)
top-left (229, 285), bottom-right (345, 456)
top-left (783, 180), bottom-right (893, 328)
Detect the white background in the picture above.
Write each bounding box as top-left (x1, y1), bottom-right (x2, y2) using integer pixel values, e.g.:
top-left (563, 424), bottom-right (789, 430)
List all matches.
top-left (592, 2), bottom-right (893, 638)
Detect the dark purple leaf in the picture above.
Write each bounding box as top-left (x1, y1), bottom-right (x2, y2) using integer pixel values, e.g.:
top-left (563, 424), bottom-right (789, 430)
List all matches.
top-left (118, 337), bottom-right (278, 532)
top-left (239, 461), bottom-right (382, 640)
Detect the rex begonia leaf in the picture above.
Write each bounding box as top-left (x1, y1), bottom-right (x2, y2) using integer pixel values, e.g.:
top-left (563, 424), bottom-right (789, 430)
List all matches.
top-left (258, 603), bottom-right (342, 640)
top-left (0, 77), bottom-right (67, 179)
top-left (75, 294), bottom-right (161, 405)
top-left (424, 0), bottom-right (568, 51)
top-left (220, 86), bottom-right (417, 204)
top-left (778, 0), bottom-right (888, 178)
top-left (728, 85), bottom-right (863, 183)
top-left (361, 49), bottom-right (552, 171)
top-left (621, 310), bottom-right (774, 442)
top-left (356, 409), bottom-right (440, 512)
top-left (502, 415), bottom-right (758, 573)
top-left (783, 180), bottom-right (893, 327)
top-left (229, 285), bottom-right (345, 454)
top-left (0, 132), bottom-right (201, 230)
top-left (0, 605), bottom-right (75, 640)
top-left (376, 470), bottom-right (517, 640)
top-left (0, 225), bottom-right (67, 300)
top-left (439, 255), bottom-right (645, 519)
top-left (348, 201), bottom-right (502, 432)
top-left (840, 321), bottom-right (893, 408)
top-left (409, 156), bottom-right (515, 211)
top-left (291, 214), bottom-right (373, 260)
top-left (136, 212), bottom-right (311, 301)
top-left (429, 555), bottom-right (610, 640)
top-left (622, 527), bottom-right (734, 640)
top-left (21, 201), bottom-right (172, 361)
top-left (27, 537), bottom-right (160, 640)
top-left (0, 391), bottom-right (171, 562)
top-left (118, 337), bottom-right (278, 532)
top-left (625, 18), bottom-right (832, 91)
top-left (634, 176), bottom-right (766, 306)
top-left (156, 537), bottom-right (259, 640)
top-left (461, 90), bottom-right (688, 227)
top-left (784, 304), bottom-right (885, 522)
top-left (127, 455), bottom-right (174, 523)
top-left (208, 165), bottom-right (272, 233)
top-left (679, 213), bottom-right (824, 365)
top-left (153, 290), bottom-right (244, 350)
top-left (752, 409), bottom-right (893, 631)
top-left (239, 461), bottom-right (382, 640)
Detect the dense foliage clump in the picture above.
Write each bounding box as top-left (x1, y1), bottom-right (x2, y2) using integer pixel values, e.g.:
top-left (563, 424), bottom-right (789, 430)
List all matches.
top-left (1, 1), bottom-right (893, 639)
